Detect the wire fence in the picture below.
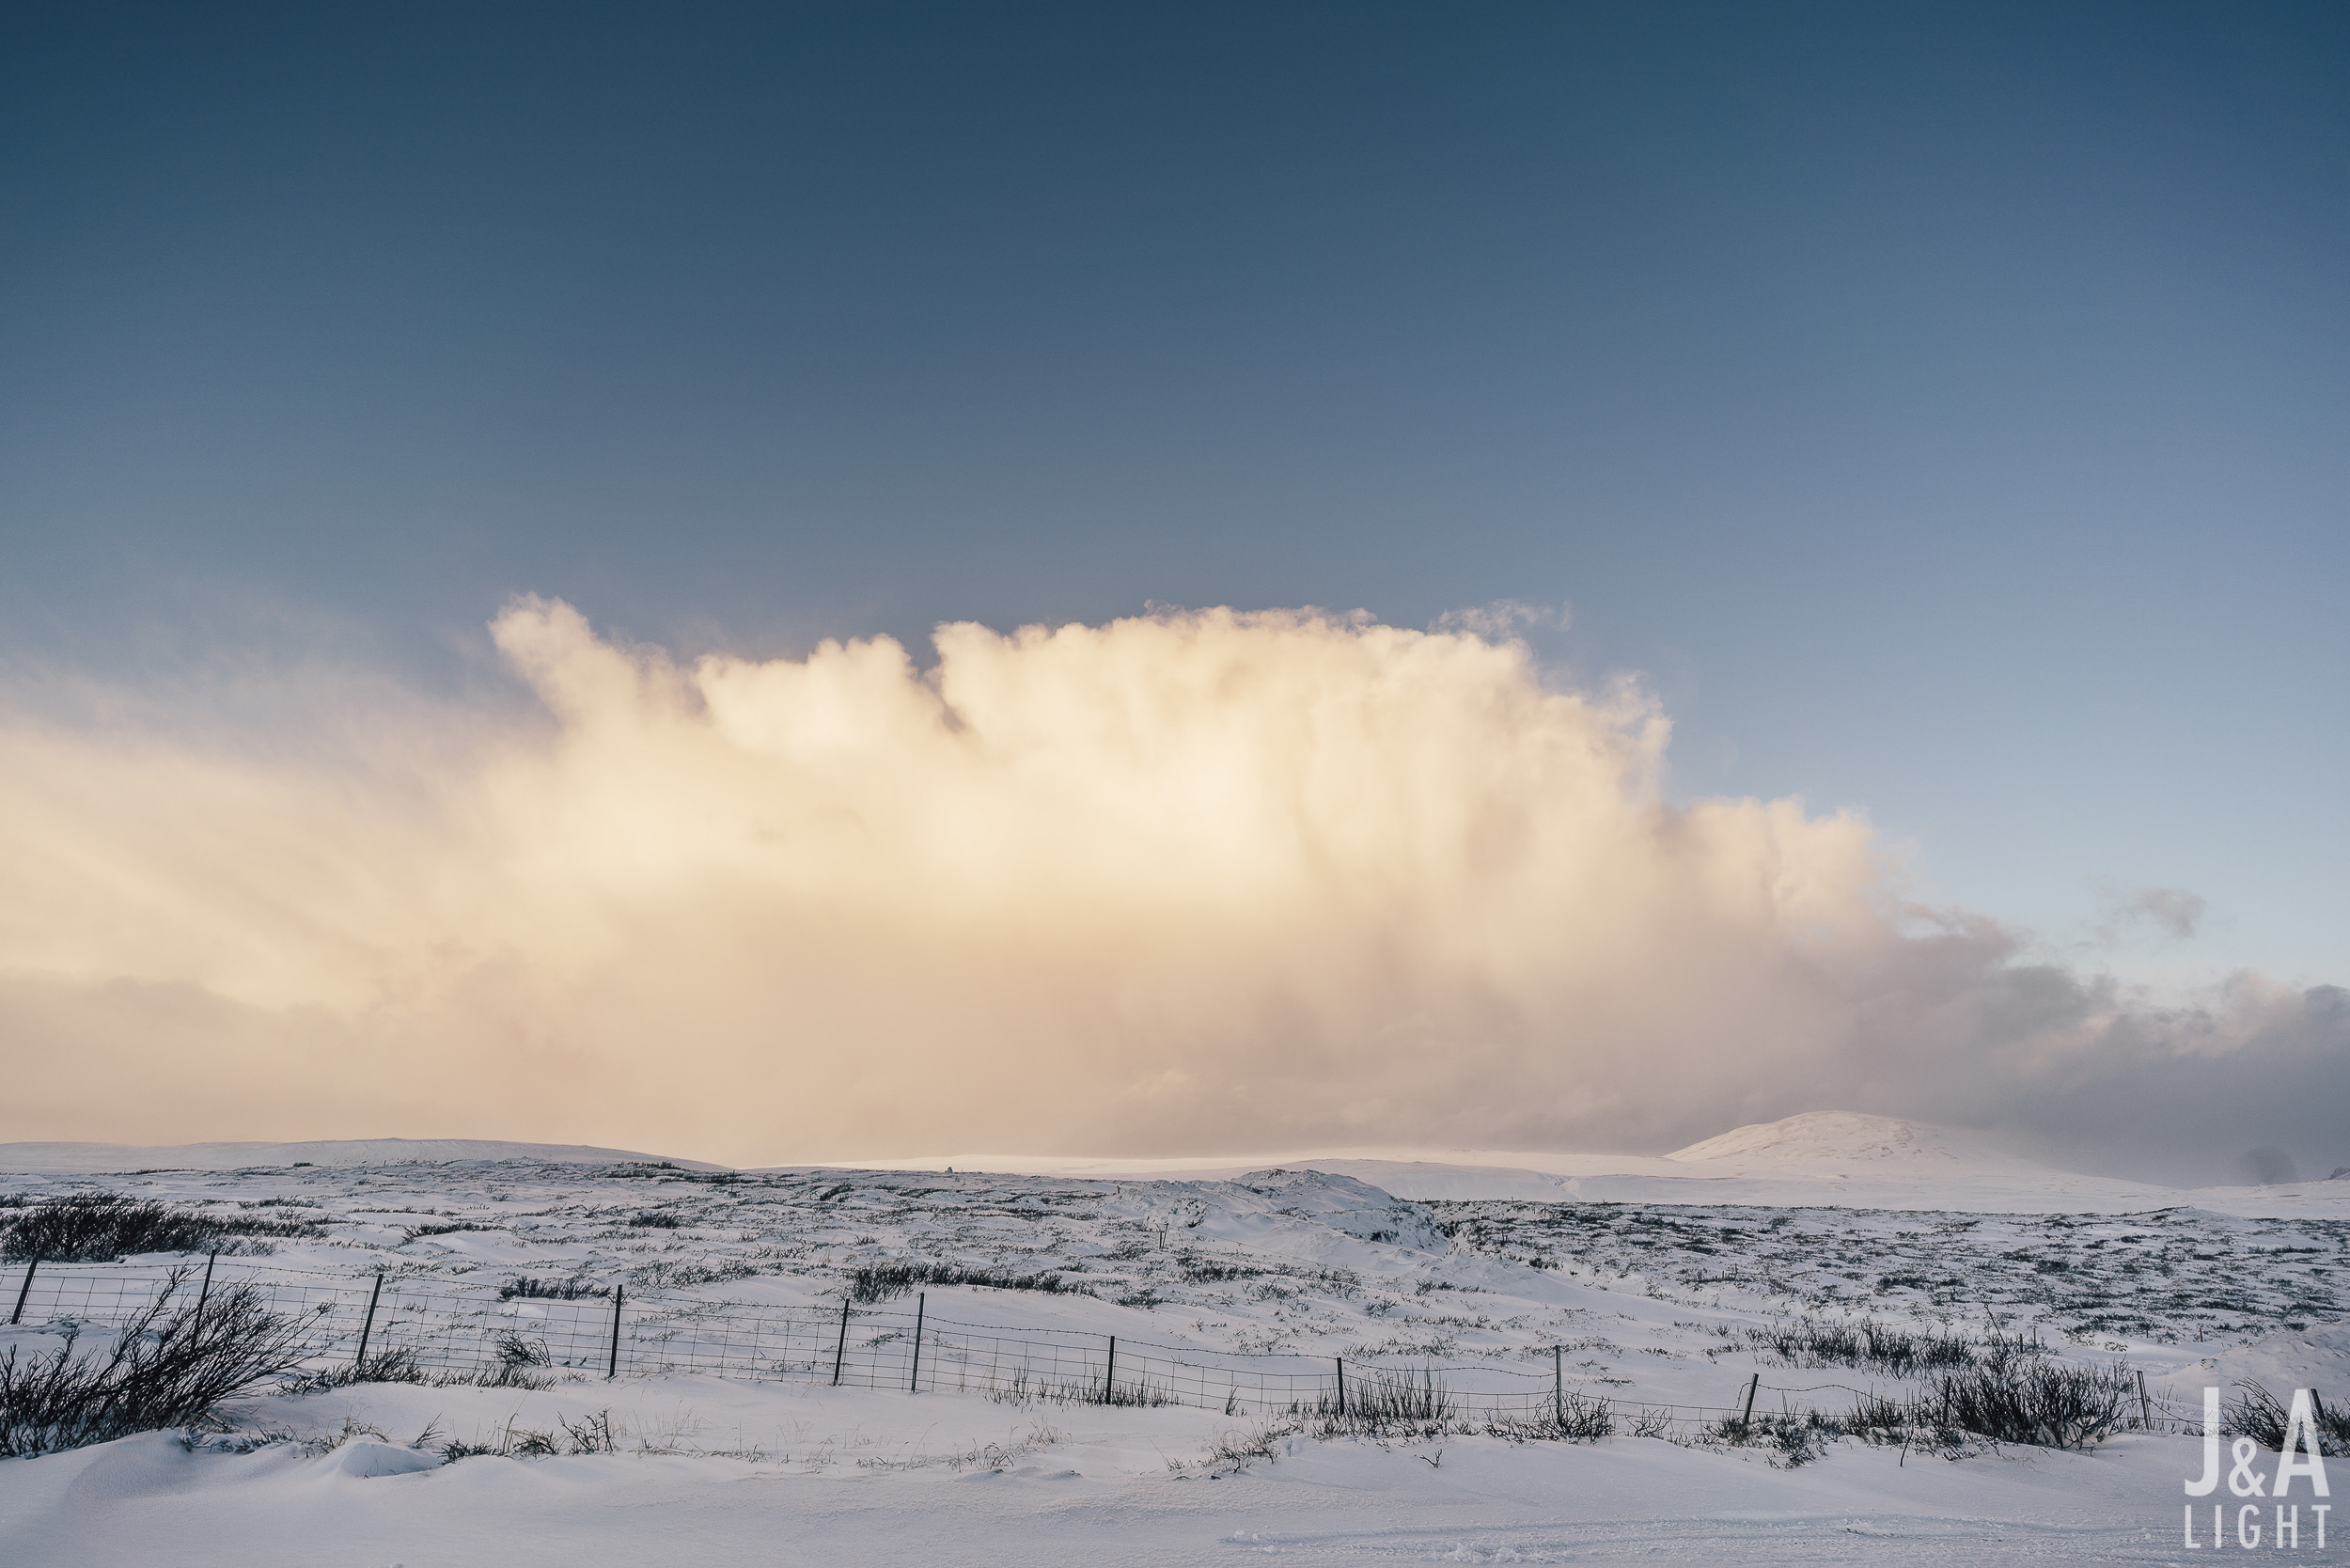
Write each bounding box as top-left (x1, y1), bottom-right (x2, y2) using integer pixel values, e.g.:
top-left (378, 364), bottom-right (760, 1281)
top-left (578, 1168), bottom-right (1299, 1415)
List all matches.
top-left (1, 1255), bottom-right (2211, 1435)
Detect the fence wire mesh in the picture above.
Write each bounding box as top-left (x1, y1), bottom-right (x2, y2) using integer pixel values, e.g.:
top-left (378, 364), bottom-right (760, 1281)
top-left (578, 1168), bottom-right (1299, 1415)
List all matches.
top-left (0, 1257), bottom-right (2207, 1435)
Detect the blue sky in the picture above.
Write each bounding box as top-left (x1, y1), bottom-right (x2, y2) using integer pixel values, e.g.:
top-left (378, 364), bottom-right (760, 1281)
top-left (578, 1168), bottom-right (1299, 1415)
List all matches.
top-left (5, 1), bottom-right (2345, 991)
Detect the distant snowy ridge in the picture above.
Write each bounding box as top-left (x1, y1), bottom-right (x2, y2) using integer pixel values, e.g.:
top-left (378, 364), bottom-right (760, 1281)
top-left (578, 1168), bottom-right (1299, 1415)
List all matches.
top-left (10, 1118), bottom-right (2341, 1217)
top-left (0, 1137), bottom-right (723, 1173)
top-left (819, 1119), bottom-right (2350, 1216)
top-left (1665, 1110), bottom-right (2030, 1170)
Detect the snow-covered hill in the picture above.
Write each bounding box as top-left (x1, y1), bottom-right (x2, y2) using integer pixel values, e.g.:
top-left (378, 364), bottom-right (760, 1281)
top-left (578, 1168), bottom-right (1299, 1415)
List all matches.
top-left (824, 1112), bottom-right (2350, 1217)
top-left (9, 1113), bottom-right (2342, 1217)
top-left (1666, 1110), bottom-right (2024, 1168)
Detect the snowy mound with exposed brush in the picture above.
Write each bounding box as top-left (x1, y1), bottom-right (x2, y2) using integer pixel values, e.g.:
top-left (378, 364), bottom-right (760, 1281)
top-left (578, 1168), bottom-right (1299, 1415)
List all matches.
top-left (1214, 1168), bottom-right (1449, 1253)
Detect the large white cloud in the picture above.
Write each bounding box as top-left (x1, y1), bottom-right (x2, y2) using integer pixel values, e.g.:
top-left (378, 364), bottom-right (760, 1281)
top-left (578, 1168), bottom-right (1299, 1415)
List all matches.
top-left (0, 598), bottom-right (2340, 1177)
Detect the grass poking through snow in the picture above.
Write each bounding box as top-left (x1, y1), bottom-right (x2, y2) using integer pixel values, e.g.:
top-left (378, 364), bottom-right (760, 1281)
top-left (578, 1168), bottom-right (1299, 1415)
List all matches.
top-left (2, 1194), bottom-right (323, 1262)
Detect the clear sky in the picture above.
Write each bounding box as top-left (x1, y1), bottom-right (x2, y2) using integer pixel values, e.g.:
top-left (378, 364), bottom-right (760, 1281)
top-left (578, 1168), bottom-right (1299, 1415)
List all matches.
top-left (2, 5), bottom-right (2344, 1171)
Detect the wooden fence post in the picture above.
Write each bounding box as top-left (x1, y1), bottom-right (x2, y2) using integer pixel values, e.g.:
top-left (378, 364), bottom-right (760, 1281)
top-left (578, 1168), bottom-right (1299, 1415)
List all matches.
top-left (9, 1256), bottom-right (39, 1325)
top-left (1335, 1357), bottom-right (1346, 1417)
top-left (2137, 1369), bottom-right (2151, 1430)
top-left (1739, 1372), bottom-right (1760, 1427)
top-left (1104, 1336), bottom-right (1117, 1403)
top-left (909, 1293), bottom-right (925, 1393)
top-left (1554, 1345), bottom-right (1563, 1425)
top-left (353, 1270), bottom-right (385, 1371)
top-left (606, 1284), bottom-right (625, 1379)
top-left (831, 1296), bottom-right (852, 1386)
top-left (193, 1250), bottom-right (218, 1335)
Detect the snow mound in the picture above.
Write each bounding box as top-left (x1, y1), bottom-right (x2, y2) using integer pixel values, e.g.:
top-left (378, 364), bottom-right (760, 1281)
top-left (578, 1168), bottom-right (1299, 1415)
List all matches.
top-left (1666, 1111), bottom-right (2025, 1169)
top-left (326, 1441), bottom-right (444, 1479)
top-left (0, 1137), bottom-right (723, 1173)
top-left (1127, 1168), bottom-right (1448, 1254)
top-left (2188, 1324), bottom-right (2350, 1399)
top-left (1225, 1168), bottom-right (1449, 1253)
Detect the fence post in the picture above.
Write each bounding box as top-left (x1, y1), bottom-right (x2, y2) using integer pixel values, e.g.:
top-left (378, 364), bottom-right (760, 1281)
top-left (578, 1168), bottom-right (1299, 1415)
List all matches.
top-left (831, 1297), bottom-right (852, 1386)
top-left (1104, 1336), bottom-right (1117, 1403)
top-left (1554, 1345), bottom-right (1563, 1425)
top-left (606, 1284), bottom-right (625, 1379)
top-left (353, 1269), bottom-right (385, 1371)
top-left (909, 1293), bottom-right (925, 1393)
top-left (8, 1256), bottom-right (39, 1325)
top-left (1739, 1372), bottom-right (1760, 1427)
top-left (2137, 1369), bottom-right (2151, 1430)
top-left (1335, 1357), bottom-right (1345, 1417)
top-left (193, 1249), bottom-right (218, 1336)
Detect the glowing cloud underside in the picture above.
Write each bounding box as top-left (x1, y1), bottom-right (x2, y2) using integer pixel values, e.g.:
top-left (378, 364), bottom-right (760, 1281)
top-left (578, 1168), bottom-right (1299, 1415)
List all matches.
top-left (0, 600), bottom-right (2340, 1176)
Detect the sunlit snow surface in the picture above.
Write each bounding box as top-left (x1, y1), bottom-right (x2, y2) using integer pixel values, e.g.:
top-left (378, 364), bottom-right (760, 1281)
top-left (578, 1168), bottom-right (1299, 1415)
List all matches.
top-left (1, 1129), bottom-right (2344, 1565)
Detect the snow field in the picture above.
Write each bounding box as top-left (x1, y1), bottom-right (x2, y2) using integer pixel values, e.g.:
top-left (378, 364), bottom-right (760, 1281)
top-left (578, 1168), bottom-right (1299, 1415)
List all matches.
top-left (1, 1148), bottom-right (2342, 1563)
top-left (0, 1372), bottom-right (2241, 1566)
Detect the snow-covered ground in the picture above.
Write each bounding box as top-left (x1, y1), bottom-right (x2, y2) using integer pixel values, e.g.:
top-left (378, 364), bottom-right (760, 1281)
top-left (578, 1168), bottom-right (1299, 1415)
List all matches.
top-left (1, 1114), bottom-right (2342, 1564)
top-left (0, 1396), bottom-right (2245, 1566)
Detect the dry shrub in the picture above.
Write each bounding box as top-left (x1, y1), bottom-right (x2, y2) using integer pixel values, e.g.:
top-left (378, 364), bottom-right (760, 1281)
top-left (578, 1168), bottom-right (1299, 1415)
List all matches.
top-left (0, 1272), bottom-right (308, 1456)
